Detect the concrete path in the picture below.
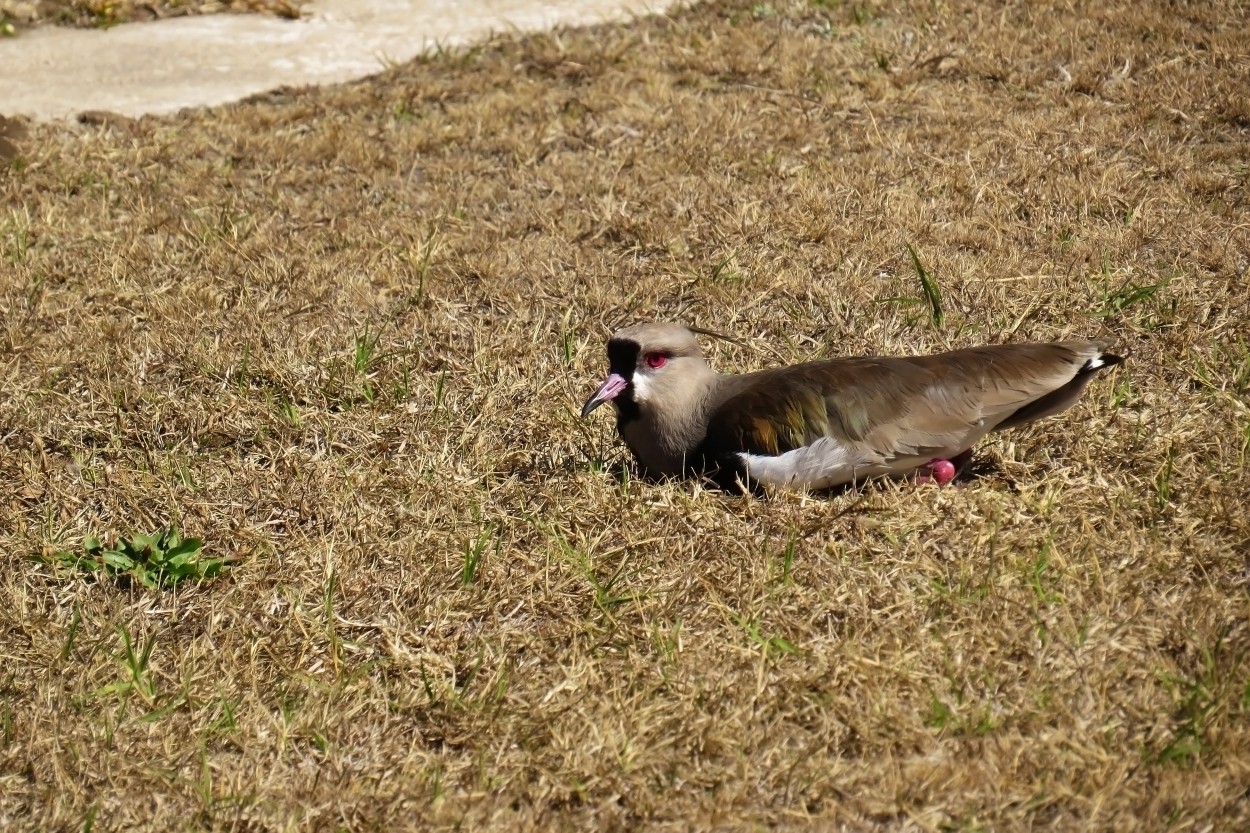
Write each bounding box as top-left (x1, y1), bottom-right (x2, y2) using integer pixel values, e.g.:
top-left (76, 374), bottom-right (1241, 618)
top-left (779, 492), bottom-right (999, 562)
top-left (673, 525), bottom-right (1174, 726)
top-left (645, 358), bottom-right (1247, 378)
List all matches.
top-left (2, 0), bottom-right (673, 121)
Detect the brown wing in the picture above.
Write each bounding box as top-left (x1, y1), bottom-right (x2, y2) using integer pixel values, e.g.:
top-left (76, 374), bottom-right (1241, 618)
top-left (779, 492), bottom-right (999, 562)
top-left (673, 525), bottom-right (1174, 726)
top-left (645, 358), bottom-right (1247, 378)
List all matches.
top-left (910, 341), bottom-right (1112, 430)
top-left (699, 357), bottom-right (975, 464)
top-left (698, 341), bottom-right (1110, 463)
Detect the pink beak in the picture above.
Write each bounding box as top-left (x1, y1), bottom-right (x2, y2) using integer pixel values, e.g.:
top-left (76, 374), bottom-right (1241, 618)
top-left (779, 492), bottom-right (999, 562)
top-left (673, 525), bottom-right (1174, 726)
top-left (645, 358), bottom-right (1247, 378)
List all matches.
top-left (581, 373), bottom-right (629, 418)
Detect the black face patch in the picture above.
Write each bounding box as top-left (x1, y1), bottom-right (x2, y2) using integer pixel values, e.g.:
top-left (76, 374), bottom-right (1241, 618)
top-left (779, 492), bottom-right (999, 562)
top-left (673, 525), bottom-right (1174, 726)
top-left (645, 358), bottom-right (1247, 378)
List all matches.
top-left (606, 338), bottom-right (640, 376)
top-left (606, 338), bottom-right (641, 424)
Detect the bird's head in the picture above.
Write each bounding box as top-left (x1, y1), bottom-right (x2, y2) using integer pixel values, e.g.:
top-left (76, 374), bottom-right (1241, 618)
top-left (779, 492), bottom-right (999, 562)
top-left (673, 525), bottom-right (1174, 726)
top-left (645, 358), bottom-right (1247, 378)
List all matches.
top-left (580, 323), bottom-right (715, 419)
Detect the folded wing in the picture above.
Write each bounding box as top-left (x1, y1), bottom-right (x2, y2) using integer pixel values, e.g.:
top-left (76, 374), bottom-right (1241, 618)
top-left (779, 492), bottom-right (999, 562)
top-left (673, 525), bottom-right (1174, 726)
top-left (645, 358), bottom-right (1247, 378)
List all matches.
top-left (695, 341), bottom-right (1116, 489)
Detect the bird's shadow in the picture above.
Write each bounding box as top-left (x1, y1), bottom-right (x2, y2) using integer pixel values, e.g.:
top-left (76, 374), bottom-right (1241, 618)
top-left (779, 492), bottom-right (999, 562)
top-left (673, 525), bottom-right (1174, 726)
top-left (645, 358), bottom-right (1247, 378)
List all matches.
top-left (962, 454), bottom-right (1007, 483)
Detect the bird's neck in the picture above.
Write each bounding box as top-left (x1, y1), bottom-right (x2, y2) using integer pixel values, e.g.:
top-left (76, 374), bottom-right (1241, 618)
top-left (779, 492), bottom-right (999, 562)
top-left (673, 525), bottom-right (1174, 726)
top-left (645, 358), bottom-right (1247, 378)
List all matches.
top-left (619, 366), bottom-right (722, 477)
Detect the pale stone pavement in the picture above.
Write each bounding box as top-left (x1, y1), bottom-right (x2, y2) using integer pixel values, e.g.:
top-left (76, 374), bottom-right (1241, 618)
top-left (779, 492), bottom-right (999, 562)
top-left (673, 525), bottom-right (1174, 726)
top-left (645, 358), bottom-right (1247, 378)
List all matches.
top-left (2, 0), bottom-right (673, 121)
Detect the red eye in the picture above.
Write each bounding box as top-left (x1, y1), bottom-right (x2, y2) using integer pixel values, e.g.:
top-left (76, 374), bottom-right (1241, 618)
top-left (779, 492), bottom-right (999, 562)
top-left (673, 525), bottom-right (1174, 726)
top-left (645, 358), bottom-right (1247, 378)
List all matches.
top-left (644, 352), bottom-right (667, 370)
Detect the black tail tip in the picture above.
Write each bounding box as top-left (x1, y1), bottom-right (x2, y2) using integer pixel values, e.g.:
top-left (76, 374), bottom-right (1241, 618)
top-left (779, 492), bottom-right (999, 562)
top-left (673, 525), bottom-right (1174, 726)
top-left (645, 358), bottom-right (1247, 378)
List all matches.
top-left (1083, 352), bottom-right (1124, 374)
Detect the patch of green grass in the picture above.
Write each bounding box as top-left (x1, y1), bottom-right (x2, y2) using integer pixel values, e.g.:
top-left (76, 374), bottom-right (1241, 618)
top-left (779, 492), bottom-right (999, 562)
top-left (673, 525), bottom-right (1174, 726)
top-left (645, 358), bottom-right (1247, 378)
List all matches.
top-left (729, 610), bottom-right (800, 660)
top-left (1151, 630), bottom-right (1247, 768)
top-left (232, 344), bottom-right (252, 392)
top-left (406, 221), bottom-right (441, 306)
top-left (907, 244), bottom-right (944, 329)
top-left (41, 529), bottom-right (228, 589)
top-left (1094, 260), bottom-right (1175, 328)
top-left (323, 321), bottom-right (423, 407)
top-left (1189, 340), bottom-right (1250, 403)
top-left (707, 251), bottom-right (745, 285)
top-left (926, 692), bottom-right (955, 729)
top-left (94, 624), bottom-right (158, 706)
top-left (461, 522), bottom-right (498, 586)
top-left (878, 245), bottom-right (945, 329)
top-left (540, 519), bottom-right (642, 617)
top-left (277, 397), bottom-right (301, 428)
top-left (925, 689), bottom-right (998, 737)
top-left (771, 532), bottom-right (798, 587)
top-left (1098, 278), bottom-right (1166, 317)
top-left (1153, 669), bottom-right (1210, 766)
top-left (653, 618), bottom-right (682, 674)
top-left (353, 322), bottom-right (383, 402)
top-left (1027, 537), bottom-right (1061, 606)
top-left (1, 207), bottom-right (32, 263)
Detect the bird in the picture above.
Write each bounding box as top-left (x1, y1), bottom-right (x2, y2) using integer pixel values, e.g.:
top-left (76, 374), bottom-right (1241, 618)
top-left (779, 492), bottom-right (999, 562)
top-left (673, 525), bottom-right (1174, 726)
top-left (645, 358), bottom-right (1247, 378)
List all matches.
top-left (580, 322), bottom-right (1123, 492)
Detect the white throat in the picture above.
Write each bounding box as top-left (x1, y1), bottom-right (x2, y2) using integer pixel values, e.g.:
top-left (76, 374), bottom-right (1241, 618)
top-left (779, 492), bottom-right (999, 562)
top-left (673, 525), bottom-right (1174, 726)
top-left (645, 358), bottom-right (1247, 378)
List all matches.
top-left (629, 371), bottom-right (655, 404)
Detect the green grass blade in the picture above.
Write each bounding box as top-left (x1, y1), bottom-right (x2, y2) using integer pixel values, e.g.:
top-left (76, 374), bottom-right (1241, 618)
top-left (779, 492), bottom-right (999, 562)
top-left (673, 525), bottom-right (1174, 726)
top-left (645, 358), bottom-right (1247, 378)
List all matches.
top-left (907, 244), bottom-right (944, 328)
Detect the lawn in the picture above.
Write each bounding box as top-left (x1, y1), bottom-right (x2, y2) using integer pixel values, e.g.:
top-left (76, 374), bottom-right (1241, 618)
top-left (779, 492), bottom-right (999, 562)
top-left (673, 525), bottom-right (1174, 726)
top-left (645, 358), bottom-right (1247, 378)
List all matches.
top-left (0, 0), bottom-right (301, 32)
top-left (1, 0), bottom-right (1248, 829)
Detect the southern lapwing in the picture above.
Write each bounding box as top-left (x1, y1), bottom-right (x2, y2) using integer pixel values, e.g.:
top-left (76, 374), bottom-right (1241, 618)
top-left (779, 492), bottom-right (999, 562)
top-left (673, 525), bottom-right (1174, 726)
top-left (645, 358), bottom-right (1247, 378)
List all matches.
top-left (581, 323), bottom-right (1123, 492)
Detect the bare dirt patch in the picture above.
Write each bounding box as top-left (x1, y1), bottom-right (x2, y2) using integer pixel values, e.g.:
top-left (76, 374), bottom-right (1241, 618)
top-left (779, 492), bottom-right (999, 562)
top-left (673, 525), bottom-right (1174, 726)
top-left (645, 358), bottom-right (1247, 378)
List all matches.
top-left (1, 0), bottom-right (1248, 830)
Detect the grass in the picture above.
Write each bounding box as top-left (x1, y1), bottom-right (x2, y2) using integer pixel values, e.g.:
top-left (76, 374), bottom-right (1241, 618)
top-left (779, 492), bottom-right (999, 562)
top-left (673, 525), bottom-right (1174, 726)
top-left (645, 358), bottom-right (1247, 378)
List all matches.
top-left (2, 0), bottom-right (1249, 829)
top-left (0, 0), bottom-right (304, 31)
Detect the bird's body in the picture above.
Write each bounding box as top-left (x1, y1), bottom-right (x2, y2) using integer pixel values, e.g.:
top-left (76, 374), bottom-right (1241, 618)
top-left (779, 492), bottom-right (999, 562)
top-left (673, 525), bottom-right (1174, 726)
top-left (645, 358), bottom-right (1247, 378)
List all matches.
top-left (581, 323), bottom-right (1122, 492)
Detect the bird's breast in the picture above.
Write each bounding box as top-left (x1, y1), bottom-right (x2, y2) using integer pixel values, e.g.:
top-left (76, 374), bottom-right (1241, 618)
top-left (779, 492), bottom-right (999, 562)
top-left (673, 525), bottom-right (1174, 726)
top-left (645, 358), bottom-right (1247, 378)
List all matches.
top-left (618, 416), bottom-right (691, 478)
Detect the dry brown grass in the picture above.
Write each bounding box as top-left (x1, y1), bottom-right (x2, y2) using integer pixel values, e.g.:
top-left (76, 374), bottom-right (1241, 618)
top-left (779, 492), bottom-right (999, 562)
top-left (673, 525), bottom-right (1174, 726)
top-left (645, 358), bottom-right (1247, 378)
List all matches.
top-left (0, 0), bottom-right (302, 31)
top-left (2, 0), bottom-right (1249, 829)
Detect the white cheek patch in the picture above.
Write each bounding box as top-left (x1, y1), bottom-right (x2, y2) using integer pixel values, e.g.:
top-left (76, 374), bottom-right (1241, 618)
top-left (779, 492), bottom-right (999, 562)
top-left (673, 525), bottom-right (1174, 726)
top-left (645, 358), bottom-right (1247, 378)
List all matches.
top-left (630, 371), bottom-right (652, 403)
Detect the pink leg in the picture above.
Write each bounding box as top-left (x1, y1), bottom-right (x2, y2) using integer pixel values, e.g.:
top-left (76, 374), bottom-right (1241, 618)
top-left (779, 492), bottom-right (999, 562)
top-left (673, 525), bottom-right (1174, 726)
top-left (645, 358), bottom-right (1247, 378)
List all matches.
top-left (917, 459), bottom-right (958, 485)
top-left (915, 450), bottom-right (973, 486)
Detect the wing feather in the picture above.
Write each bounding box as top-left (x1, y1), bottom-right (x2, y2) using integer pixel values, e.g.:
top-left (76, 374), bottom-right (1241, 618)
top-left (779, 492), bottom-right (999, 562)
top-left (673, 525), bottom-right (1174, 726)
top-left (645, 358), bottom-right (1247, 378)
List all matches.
top-left (695, 342), bottom-right (1105, 487)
